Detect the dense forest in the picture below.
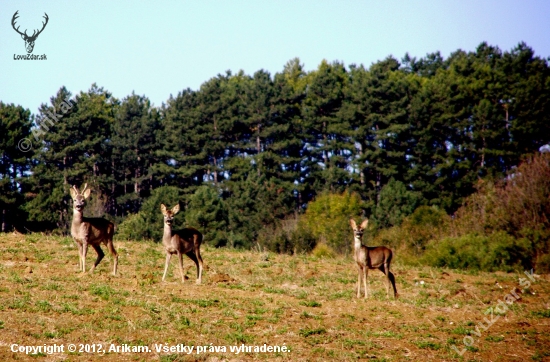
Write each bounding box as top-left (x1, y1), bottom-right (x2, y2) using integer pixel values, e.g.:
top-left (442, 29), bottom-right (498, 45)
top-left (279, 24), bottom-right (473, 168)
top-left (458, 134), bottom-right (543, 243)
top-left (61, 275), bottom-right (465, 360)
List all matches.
top-left (1, 42), bottom-right (550, 265)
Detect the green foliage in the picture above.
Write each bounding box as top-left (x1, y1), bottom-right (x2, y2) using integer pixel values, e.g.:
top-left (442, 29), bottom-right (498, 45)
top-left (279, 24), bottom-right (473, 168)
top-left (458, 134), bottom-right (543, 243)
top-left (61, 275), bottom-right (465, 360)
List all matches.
top-left (111, 93), bottom-right (159, 215)
top-left (301, 191), bottom-right (363, 254)
top-left (420, 231), bottom-right (531, 271)
top-left (290, 224), bottom-right (318, 254)
top-left (225, 162), bottom-right (295, 248)
top-left (4, 43), bottom-right (550, 268)
top-left (116, 212), bottom-right (148, 241)
top-left (311, 243), bottom-right (335, 258)
top-left (531, 310), bottom-right (550, 318)
top-left (448, 153), bottom-right (550, 271)
top-left (185, 185), bottom-right (228, 247)
top-left (373, 178), bottom-right (421, 228)
top-left (118, 186), bottom-right (186, 241)
top-left (26, 85), bottom-right (116, 232)
top-left (299, 327), bottom-right (326, 338)
top-left (373, 206), bottom-right (449, 254)
top-left (258, 218), bottom-right (317, 254)
top-left (497, 153), bottom-right (550, 270)
top-left (0, 102), bottom-right (33, 232)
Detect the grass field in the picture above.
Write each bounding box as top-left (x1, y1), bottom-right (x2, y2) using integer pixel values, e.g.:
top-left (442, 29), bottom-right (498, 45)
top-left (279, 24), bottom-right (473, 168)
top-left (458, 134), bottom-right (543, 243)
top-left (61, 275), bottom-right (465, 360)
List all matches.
top-left (0, 232), bottom-right (549, 361)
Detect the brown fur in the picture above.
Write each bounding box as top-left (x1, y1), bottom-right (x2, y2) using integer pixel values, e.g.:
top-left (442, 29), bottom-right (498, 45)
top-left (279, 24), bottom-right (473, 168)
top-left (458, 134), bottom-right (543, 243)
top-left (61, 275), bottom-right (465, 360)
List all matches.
top-left (70, 184), bottom-right (118, 275)
top-left (350, 218), bottom-right (398, 298)
top-left (160, 204), bottom-right (204, 284)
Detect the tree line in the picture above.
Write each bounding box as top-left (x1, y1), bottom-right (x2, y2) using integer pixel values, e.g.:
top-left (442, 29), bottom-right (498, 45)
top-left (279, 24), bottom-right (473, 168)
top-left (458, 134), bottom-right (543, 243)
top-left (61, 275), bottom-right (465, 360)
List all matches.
top-left (1, 42), bottom-right (549, 249)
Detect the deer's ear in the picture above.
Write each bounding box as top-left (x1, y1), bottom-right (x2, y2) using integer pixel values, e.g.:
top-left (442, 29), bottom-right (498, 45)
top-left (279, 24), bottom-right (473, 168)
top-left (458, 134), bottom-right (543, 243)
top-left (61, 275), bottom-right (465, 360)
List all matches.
top-left (160, 204), bottom-right (167, 215)
top-left (172, 204), bottom-right (180, 215)
top-left (69, 187), bottom-right (77, 199)
top-left (349, 219), bottom-right (357, 229)
top-left (360, 219), bottom-right (369, 229)
top-left (82, 188), bottom-right (91, 199)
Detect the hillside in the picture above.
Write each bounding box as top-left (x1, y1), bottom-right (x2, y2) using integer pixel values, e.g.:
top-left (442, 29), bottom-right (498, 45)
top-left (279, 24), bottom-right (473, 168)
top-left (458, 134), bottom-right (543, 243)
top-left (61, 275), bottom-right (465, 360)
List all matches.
top-left (0, 233), bottom-right (549, 361)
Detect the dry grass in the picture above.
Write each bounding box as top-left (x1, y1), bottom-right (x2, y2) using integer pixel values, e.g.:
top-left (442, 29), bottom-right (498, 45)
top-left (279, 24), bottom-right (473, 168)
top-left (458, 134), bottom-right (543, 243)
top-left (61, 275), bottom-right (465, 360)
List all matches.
top-left (0, 232), bottom-right (549, 361)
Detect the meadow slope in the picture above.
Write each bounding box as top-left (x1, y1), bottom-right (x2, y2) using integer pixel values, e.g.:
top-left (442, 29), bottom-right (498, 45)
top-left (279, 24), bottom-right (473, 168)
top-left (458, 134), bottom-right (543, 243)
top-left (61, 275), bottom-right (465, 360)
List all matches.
top-left (0, 233), bottom-right (549, 361)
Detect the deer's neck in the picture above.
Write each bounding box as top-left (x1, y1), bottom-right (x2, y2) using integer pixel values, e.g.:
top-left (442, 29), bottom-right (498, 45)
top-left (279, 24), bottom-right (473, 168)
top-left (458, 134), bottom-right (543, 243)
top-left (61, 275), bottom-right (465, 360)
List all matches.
top-left (72, 209), bottom-right (84, 225)
top-left (162, 223), bottom-right (173, 245)
top-left (354, 236), bottom-right (363, 250)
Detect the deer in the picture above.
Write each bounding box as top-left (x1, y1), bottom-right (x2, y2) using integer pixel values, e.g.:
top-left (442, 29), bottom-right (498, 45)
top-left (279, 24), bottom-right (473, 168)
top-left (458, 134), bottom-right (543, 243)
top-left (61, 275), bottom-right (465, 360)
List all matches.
top-left (70, 184), bottom-right (118, 275)
top-left (350, 218), bottom-right (398, 299)
top-left (12, 11), bottom-right (49, 54)
top-left (160, 204), bottom-right (204, 284)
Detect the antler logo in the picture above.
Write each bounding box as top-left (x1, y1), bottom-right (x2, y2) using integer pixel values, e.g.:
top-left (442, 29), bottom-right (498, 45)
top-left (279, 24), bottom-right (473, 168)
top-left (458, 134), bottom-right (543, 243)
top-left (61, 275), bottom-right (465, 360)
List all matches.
top-left (12, 11), bottom-right (49, 54)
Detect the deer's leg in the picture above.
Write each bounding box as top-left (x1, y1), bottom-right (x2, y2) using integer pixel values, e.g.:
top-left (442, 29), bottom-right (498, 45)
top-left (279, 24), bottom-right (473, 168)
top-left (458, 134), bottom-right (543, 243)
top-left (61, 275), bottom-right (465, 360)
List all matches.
top-left (162, 253), bottom-right (171, 281)
top-left (90, 244), bottom-right (105, 273)
top-left (177, 252), bottom-right (185, 283)
top-left (356, 265), bottom-right (362, 298)
top-left (186, 251), bottom-right (201, 284)
top-left (382, 263), bottom-right (397, 298)
top-left (82, 239), bottom-right (89, 273)
top-left (388, 270), bottom-right (398, 299)
top-left (75, 241), bottom-right (84, 272)
top-left (363, 267), bottom-right (368, 298)
top-left (106, 239), bottom-right (118, 276)
top-left (195, 250), bottom-right (203, 284)
top-left (192, 234), bottom-right (203, 284)
top-left (387, 266), bottom-right (391, 298)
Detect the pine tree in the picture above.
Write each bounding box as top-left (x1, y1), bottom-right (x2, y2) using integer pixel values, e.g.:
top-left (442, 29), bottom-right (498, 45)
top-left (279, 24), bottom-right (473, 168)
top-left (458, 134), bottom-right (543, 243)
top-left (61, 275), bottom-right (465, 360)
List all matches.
top-left (0, 102), bottom-right (33, 231)
top-left (111, 92), bottom-right (159, 216)
top-left (27, 85), bottom-right (116, 232)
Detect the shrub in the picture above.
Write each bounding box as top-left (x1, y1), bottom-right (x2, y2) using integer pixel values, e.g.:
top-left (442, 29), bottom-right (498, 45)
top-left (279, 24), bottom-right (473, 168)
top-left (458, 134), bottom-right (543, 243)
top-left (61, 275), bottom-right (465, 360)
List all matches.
top-left (311, 243), bottom-right (335, 258)
top-left (537, 253), bottom-right (550, 273)
top-left (300, 191), bottom-right (363, 254)
top-left (117, 186), bottom-right (186, 241)
top-left (451, 153), bottom-right (550, 271)
top-left (499, 154), bottom-right (550, 269)
top-left (451, 180), bottom-right (504, 236)
top-left (421, 231), bottom-right (531, 271)
top-left (116, 212), bottom-right (148, 241)
top-left (257, 223), bottom-right (293, 254)
top-left (372, 206), bottom-right (449, 256)
top-left (290, 223), bottom-right (317, 254)
top-left (402, 206), bottom-right (449, 254)
top-left (258, 218), bottom-right (316, 254)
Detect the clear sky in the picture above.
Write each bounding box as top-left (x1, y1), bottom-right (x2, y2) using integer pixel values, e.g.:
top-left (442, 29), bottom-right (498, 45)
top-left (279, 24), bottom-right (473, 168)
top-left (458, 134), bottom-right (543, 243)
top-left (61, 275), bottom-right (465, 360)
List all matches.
top-left (1, 0), bottom-right (549, 113)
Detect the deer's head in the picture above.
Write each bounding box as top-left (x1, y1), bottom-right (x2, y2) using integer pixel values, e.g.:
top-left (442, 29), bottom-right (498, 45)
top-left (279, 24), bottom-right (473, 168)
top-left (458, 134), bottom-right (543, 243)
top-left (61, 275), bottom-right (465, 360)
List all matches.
top-left (12, 11), bottom-right (49, 54)
top-left (70, 184), bottom-right (91, 212)
top-left (160, 204), bottom-right (180, 226)
top-left (350, 218), bottom-right (369, 239)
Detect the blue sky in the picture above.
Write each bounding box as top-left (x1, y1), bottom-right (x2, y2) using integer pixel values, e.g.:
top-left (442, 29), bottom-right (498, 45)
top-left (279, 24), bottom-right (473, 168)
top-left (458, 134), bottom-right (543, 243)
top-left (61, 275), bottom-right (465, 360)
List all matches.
top-left (1, 0), bottom-right (549, 113)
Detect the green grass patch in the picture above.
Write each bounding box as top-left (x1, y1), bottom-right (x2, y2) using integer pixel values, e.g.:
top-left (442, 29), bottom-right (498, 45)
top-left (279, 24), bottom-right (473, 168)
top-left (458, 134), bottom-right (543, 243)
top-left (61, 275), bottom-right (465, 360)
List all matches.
top-left (299, 300), bottom-right (322, 307)
top-left (415, 340), bottom-right (441, 350)
top-left (299, 327), bottom-right (326, 337)
top-left (532, 309), bottom-right (550, 318)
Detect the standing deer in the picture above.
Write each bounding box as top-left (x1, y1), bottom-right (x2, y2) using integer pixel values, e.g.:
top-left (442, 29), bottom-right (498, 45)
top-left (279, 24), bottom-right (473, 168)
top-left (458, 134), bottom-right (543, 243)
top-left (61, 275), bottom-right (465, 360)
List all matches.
top-left (70, 184), bottom-right (118, 275)
top-left (350, 218), bottom-right (398, 299)
top-left (160, 204), bottom-right (204, 284)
